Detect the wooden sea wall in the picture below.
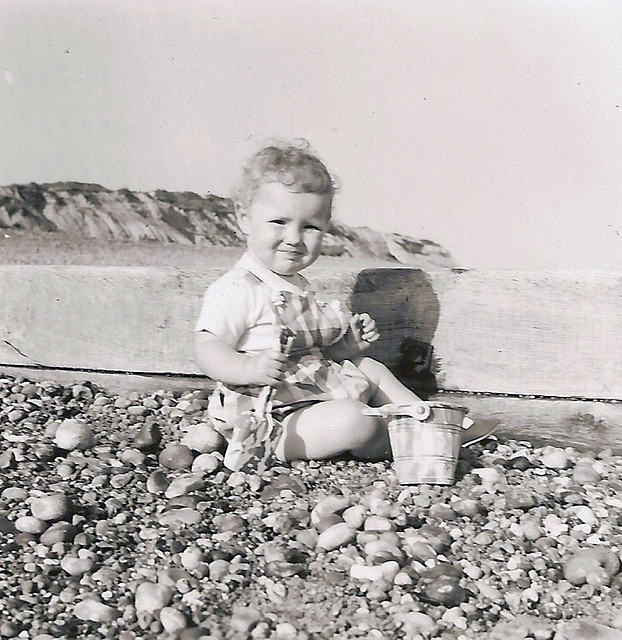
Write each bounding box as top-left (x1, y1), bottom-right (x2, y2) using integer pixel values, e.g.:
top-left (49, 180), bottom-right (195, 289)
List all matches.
top-left (1, 265), bottom-right (621, 452)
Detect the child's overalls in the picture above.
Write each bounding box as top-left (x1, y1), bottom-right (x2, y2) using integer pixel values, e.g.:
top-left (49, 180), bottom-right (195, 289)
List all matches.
top-left (208, 270), bottom-right (372, 472)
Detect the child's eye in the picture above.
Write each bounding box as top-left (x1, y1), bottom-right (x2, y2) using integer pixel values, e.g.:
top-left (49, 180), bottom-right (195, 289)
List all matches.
top-left (269, 219), bottom-right (286, 226)
top-left (304, 224), bottom-right (321, 232)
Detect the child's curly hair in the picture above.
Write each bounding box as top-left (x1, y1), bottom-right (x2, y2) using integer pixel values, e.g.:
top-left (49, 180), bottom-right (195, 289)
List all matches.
top-left (233, 139), bottom-right (337, 211)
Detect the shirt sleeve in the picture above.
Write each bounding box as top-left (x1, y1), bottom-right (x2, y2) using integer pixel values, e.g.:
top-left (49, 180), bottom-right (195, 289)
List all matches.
top-left (194, 274), bottom-right (256, 348)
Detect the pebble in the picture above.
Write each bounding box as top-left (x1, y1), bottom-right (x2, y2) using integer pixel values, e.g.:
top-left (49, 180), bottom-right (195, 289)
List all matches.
top-left (74, 599), bottom-right (120, 622)
top-left (316, 522), bottom-right (357, 551)
top-left (563, 547), bottom-right (620, 586)
top-left (230, 606), bottom-right (262, 633)
top-left (15, 516), bottom-right (47, 534)
top-left (209, 559), bottom-right (231, 581)
top-left (164, 474), bottom-right (204, 499)
top-left (342, 505), bottom-right (367, 530)
top-left (541, 447), bottom-right (569, 469)
top-left (419, 575), bottom-right (467, 606)
top-left (54, 419), bottom-right (94, 450)
top-left (213, 513), bottom-right (246, 533)
top-left (573, 462), bottom-right (603, 485)
top-left (363, 516), bottom-right (394, 532)
top-left (160, 607), bottom-right (188, 634)
top-left (134, 422), bottom-right (162, 451)
top-left (452, 498), bottom-right (481, 518)
top-left (310, 495), bottom-right (351, 524)
top-left (159, 444), bottom-right (194, 470)
top-left (181, 423), bottom-right (224, 453)
top-left (146, 470), bottom-right (170, 494)
top-left (30, 493), bottom-right (73, 521)
top-left (180, 546), bottom-right (205, 571)
top-left (158, 508), bottom-right (202, 527)
top-left (134, 582), bottom-right (174, 613)
top-left (61, 550), bottom-right (96, 575)
top-left (192, 452), bottom-right (222, 474)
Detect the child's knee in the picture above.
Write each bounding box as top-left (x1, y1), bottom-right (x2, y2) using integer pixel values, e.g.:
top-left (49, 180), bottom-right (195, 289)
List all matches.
top-left (332, 399), bottom-right (383, 447)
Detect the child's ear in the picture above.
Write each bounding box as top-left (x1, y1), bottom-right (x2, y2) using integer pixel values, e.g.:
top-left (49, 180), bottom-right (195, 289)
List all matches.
top-left (234, 202), bottom-right (250, 235)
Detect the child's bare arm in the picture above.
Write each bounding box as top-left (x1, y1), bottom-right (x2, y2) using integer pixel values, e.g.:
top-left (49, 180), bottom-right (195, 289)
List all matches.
top-left (323, 313), bottom-right (380, 362)
top-left (194, 331), bottom-right (288, 386)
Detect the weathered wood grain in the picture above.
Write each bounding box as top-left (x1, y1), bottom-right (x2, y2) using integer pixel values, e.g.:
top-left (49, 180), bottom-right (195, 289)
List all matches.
top-left (444, 393), bottom-right (622, 454)
top-left (1, 266), bottom-right (621, 400)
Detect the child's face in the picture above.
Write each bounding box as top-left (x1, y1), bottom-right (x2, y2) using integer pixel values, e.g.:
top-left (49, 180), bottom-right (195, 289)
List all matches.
top-left (236, 181), bottom-right (331, 276)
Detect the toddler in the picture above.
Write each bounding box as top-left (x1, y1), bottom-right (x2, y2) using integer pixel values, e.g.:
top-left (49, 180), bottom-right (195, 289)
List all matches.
top-left (194, 141), bottom-right (495, 471)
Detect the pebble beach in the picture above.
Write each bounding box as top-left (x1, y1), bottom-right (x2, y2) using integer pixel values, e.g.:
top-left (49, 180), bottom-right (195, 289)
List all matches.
top-left (2, 375), bottom-right (622, 640)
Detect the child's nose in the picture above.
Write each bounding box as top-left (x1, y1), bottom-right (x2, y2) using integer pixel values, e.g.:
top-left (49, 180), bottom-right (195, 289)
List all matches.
top-left (284, 225), bottom-right (302, 245)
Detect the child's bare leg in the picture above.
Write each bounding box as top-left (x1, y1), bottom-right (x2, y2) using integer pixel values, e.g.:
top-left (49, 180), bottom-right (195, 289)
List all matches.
top-left (275, 399), bottom-right (390, 462)
top-left (354, 356), bottom-right (499, 445)
top-left (354, 356), bottom-right (423, 406)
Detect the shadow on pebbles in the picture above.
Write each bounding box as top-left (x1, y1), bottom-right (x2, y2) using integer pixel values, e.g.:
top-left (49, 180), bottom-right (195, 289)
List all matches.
top-left (1, 375), bottom-right (622, 640)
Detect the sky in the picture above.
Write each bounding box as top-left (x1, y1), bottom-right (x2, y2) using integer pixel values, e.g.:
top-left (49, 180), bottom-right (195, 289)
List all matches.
top-left (1, 0), bottom-right (622, 269)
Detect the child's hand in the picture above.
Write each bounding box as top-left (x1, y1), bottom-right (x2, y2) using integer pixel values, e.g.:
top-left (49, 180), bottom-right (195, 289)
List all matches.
top-left (342, 313), bottom-right (380, 354)
top-left (354, 313), bottom-right (380, 345)
top-left (248, 349), bottom-right (289, 386)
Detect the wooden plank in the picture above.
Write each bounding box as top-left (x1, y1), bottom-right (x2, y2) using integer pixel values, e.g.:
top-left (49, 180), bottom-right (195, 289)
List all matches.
top-left (425, 270), bottom-right (622, 399)
top-left (1, 266), bottom-right (621, 399)
top-left (442, 393), bottom-right (622, 455)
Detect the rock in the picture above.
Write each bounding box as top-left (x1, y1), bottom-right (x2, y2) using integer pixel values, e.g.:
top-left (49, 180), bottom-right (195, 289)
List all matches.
top-left (30, 493), bottom-right (73, 522)
top-left (315, 513), bottom-right (344, 532)
top-left (342, 505), bottom-right (366, 530)
top-left (316, 522), bottom-right (357, 551)
top-left (39, 521), bottom-right (77, 547)
top-left (160, 607), bottom-right (188, 634)
top-left (573, 462), bottom-right (602, 485)
top-left (406, 540), bottom-right (437, 562)
top-left (350, 560), bottom-right (400, 583)
top-left (505, 488), bottom-right (539, 510)
top-left (363, 515), bottom-right (394, 531)
top-left (563, 547), bottom-right (621, 586)
top-left (396, 611), bottom-right (436, 638)
top-left (180, 546), bottom-right (205, 571)
top-left (159, 444), bottom-right (194, 470)
top-left (15, 516), bottom-right (47, 534)
top-left (61, 551), bottom-right (96, 576)
top-left (310, 495), bottom-right (350, 525)
top-left (452, 498), bottom-right (481, 518)
top-left (74, 599), bottom-right (120, 622)
top-left (158, 508), bottom-right (202, 527)
top-left (428, 503), bottom-right (457, 520)
top-left (192, 453), bottom-right (222, 474)
top-left (554, 620), bottom-right (622, 640)
top-left (135, 582), bottom-right (173, 613)
top-left (212, 513), bottom-right (246, 533)
top-left (208, 559), bottom-right (230, 581)
top-left (230, 606), bottom-right (262, 634)
top-left (134, 422), bottom-right (162, 451)
top-left (419, 575), bottom-right (467, 606)
top-left (274, 622), bottom-right (298, 639)
top-left (259, 475), bottom-right (307, 499)
top-left (146, 470), bottom-right (170, 494)
top-left (0, 450), bottom-right (16, 469)
top-left (54, 419), bottom-right (94, 450)
top-left (416, 524), bottom-right (452, 552)
top-left (541, 447), bottom-right (569, 469)
top-left (164, 474), bottom-right (204, 499)
top-left (181, 423), bottom-right (224, 454)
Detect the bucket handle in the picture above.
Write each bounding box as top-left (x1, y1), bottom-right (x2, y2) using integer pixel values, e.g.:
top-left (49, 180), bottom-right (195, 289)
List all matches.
top-left (362, 402), bottom-right (431, 421)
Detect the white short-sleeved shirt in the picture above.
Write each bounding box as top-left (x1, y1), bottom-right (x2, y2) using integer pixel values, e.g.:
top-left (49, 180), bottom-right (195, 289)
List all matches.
top-left (194, 252), bottom-right (313, 355)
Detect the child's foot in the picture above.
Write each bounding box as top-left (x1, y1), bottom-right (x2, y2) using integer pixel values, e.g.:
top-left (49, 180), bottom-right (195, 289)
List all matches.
top-left (461, 418), bottom-right (500, 447)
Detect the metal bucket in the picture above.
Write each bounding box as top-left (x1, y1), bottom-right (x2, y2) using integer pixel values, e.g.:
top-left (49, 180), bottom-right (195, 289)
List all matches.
top-left (387, 402), bottom-right (469, 485)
